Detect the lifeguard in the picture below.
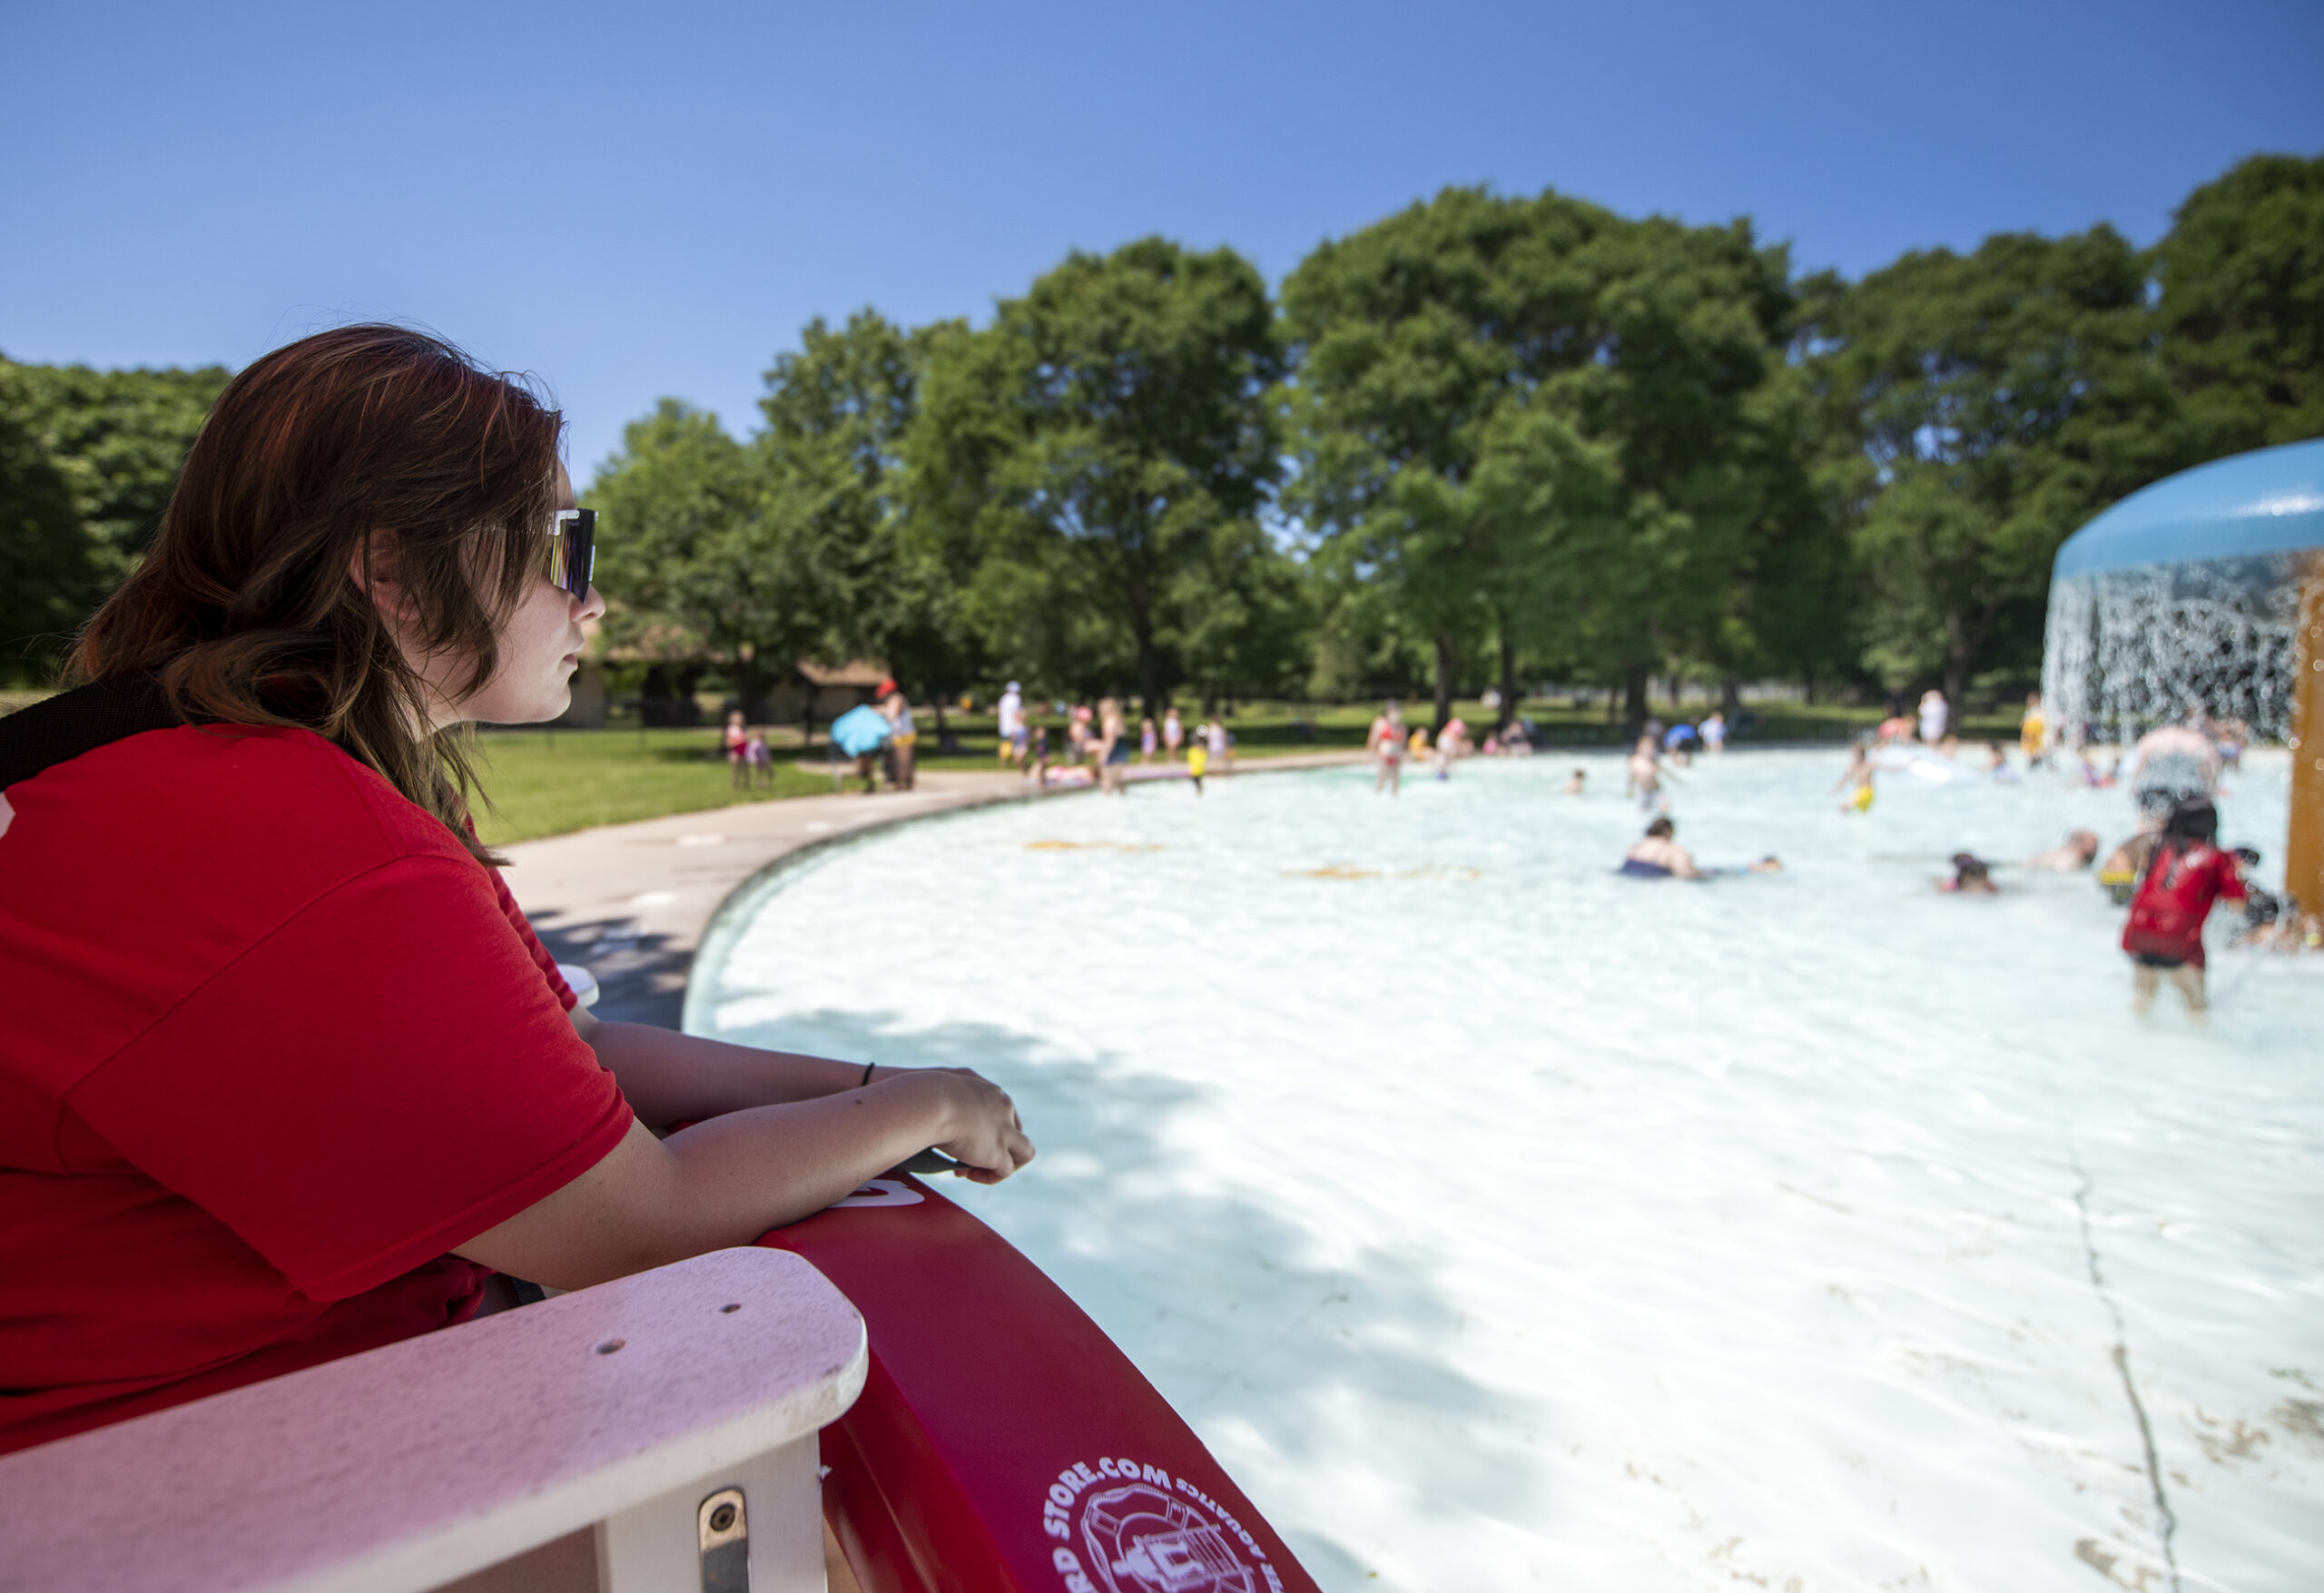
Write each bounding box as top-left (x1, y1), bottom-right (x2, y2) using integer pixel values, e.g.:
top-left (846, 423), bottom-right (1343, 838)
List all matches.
top-left (0, 325), bottom-right (1031, 1458)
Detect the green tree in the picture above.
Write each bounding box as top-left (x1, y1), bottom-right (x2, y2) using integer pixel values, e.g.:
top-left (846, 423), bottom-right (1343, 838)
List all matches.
top-left (762, 311), bottom-right (981, 724)
top-left (0, 366), bottom-right (91, 677)
top-left (908, 238), bottom-right (1285, 714)
top-left (587, 400), bottom-right (832, 723)
top-left (1547, 212), bottom-right (1807, 719)
top-left (1809, 226), bottom-right (2169, 705)
top-left (0, 357), bottom-right (231, 676)
top-left (1285, 188), bottom-right (1806, 727)
top-left (5, 359), bottom-right (231, 585)
top-left (2155, 152), bottom-right (2324, 458)
top-left (1285, 188), bottom-right (1613, 727)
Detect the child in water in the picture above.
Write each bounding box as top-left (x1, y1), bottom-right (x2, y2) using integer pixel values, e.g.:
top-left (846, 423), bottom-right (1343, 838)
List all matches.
top-left (1940, 853), bottom-right (1997, 894)
top-left (1186, 736), bottom-right (1208, 795)
top-left (2122, 797), bottom-right (2244, 1018)
top-left (1833, 743), bottom-right (1876, 812)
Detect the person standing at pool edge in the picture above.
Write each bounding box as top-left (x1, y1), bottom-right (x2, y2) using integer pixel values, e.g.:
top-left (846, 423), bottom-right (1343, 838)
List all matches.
top-left (1098, 696), bottom-right (1129, 795)
top-left (0, 326), bottom-right (1032, 1458)
top-left (1368, 700), bottom-right (1404, 795)
top-left (996, 680), bottom-right (1025, 765)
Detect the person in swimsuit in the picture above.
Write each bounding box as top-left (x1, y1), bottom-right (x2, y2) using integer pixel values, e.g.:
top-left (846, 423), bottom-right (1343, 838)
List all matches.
top-left (1939, 852), bottom-right (1998, 894)
top-left (2018, 693), bottom-right (2048, 766)
top-left (1562, 767), bottom-right (1585, 795)
top-left (1186, 736), bottom-right (1207, 794)
top-left (2024, 831), bottom-right (2101, 871)
top-left (1097, 697), bottom-right (1129, 795)
top-left (1368, 701), bottom-right (1405, 796)
top-left (1833, 742), bottom-right (1876, 812)
top-left (724, 709), bottom-right (749, 788)
top-left (1626, 735), bottom-right (1672, 812)
top-left (1620, 817), bottom-right (1699, 879)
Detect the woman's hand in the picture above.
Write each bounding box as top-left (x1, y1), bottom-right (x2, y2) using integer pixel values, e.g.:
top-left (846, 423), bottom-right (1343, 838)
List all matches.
top-left (923, 1067), bottom-right (1036, 1184)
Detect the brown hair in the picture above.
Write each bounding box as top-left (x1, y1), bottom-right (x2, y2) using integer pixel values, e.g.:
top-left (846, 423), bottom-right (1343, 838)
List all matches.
top-left (70, 324), bottom-right (562, 862)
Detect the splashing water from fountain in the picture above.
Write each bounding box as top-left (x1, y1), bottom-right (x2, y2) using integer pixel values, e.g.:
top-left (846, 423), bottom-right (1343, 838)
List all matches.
top-left (2042, 552), bottom-right (2307, 745)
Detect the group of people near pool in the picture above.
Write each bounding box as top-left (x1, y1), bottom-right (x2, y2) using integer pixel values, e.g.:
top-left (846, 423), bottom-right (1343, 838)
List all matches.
top-left (994, 683), bottom-right (1235, 794)
top-left (1362, 700), bottom-right (1541, 794)
top-left (723, 675), bottom-right (922, 794)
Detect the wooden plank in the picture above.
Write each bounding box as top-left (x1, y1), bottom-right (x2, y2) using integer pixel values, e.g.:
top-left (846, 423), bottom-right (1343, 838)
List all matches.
top-left (0, 1248), bottom-right (866, 1593)
top-left (2288, 552), bottom-right (2324, 916)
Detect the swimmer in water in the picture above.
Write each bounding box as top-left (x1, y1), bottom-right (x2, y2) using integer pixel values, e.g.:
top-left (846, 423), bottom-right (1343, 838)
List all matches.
top-left (1563, 767), bottom-right (1586, 795)
top-left (1620, 817), bottom-right (1699, 879)
top-left (1940, 852), bottom-right (1998, 894)
top-left (1187, 735), bottom-right (1208, 795)
top-left (2024, 830), bottom-right (2101, 871)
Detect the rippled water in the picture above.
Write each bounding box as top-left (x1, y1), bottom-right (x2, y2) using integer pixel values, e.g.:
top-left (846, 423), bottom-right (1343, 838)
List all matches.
top-left (689, 749), bottom-right (2323, 1592)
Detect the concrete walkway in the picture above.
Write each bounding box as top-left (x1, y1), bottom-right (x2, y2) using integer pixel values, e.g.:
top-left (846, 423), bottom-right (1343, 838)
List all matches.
top-left (501, 752), bottom-right (1367, 1027)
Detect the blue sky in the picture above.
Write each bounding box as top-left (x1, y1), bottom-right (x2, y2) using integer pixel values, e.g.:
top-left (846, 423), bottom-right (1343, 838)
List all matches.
top-left (4, 0), bottom-right (2319, 482)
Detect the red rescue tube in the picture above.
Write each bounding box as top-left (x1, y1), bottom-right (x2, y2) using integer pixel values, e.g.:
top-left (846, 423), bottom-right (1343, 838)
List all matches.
top-left (759, 1175), bottom-right (1320, 1593)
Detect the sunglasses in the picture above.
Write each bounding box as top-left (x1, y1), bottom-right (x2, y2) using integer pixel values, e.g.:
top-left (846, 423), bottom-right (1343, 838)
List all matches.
top-left (547, 507), bottom-right (596, 599)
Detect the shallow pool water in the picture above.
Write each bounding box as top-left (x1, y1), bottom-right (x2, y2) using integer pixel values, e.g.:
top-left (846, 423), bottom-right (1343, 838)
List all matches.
top-left (689, 749), bottom-right (2323, 1592)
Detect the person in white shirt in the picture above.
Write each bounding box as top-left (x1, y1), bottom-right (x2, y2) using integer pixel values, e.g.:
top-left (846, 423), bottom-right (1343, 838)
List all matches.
top-left (1916, 689), bottom-right (1948, 745)
top-left (996, 682), bottom-right (1026, 765)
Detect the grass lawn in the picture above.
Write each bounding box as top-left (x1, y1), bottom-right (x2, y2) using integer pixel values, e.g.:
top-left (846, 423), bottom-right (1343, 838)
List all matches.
top-left (471, 696), bottom-right (2025, 844)
top-left (471, 727), bottom-right (844, 844)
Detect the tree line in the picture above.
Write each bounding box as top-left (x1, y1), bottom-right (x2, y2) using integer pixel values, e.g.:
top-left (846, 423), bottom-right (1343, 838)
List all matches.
top-left (5, 154), bottom-right (2319, 728)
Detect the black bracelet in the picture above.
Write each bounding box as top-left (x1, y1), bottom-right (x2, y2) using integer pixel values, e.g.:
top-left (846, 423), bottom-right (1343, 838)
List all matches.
top-left (861, 1061), bottom-right (876, 1089)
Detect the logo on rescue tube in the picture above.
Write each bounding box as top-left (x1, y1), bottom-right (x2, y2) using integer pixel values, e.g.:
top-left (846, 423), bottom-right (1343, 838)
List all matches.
top-left (1039, 1456), bottom-right (1281, 1593)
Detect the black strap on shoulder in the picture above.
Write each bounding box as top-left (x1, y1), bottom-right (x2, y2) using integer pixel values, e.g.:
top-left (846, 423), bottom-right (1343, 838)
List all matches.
top-left (0, 674), bottom-right (206, 792)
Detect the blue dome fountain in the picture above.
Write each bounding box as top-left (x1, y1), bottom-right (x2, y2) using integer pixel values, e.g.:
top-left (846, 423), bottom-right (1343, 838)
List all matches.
top-left (2043, 438), bottom-right (2324, 743)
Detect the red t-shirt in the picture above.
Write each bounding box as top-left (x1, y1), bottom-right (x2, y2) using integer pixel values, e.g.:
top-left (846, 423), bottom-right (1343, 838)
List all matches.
top-left (2121, 841), bottom-right (2245, 968)
top-left (0, 723), bottom-right (634, 1456)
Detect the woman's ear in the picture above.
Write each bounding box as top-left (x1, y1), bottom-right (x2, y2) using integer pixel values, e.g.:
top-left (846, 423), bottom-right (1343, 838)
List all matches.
top-left (347, 531), bottom-right (419, 628)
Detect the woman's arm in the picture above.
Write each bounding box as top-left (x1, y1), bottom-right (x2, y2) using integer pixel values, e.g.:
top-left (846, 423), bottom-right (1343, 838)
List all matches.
top-left (576, 1015), bottom-right (904, 1128)
top-left (452, 1067), bottom-right (1033, 1291)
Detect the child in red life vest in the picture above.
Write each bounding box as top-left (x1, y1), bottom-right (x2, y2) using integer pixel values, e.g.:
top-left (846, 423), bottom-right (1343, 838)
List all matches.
top-left (2122, 796), bottom-right (2245, 1018)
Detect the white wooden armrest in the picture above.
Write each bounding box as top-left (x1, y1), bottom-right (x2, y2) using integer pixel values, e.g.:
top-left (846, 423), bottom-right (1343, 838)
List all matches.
top-left (0, 1248), bottom-right (866, 1593)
